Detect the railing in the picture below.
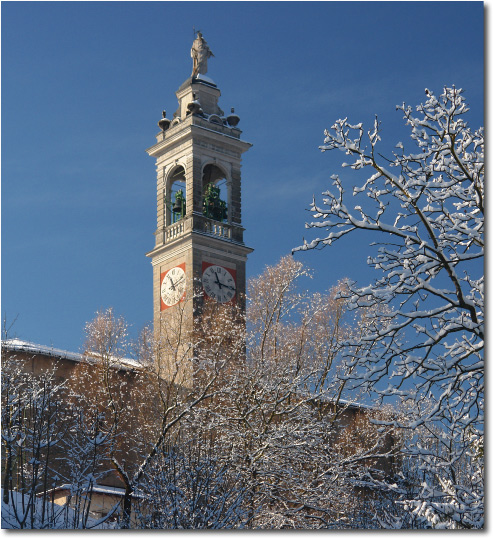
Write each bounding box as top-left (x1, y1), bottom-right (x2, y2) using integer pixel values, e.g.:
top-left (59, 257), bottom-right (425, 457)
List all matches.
top-left (165, 220), bottom-right (185, 242)
top-left (164, 216), bottom-right (237, 245)
top-left (204, 220), bottom-right (232, 239)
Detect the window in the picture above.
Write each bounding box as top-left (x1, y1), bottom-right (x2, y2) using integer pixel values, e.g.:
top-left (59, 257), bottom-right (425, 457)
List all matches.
top-left (167, 167), bottom-right (186, 224)
top-left (202, 164), bottom-right (228, 222)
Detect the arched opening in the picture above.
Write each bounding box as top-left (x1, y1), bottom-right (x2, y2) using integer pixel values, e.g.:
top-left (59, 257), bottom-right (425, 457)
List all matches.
top-left (202, 164), bottom-right (228, 222)
top-left (167, 166), bottom-right (186, 225)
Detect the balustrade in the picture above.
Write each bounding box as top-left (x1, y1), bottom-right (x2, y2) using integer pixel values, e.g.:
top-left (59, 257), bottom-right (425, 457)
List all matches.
top-left (164, 216), bottom-right (235, 245)
top-left (165, 220), bottom-right (185, 242)
top-left (204, 220), bottom-right (232, 239)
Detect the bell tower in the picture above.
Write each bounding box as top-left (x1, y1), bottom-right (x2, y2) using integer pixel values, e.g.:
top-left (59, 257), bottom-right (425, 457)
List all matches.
top-left (146, 33), bottom-right (253, 346)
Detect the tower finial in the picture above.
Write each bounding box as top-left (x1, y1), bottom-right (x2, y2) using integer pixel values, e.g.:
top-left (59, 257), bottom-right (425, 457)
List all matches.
top-left (191, 31), bottom-right (214, 77)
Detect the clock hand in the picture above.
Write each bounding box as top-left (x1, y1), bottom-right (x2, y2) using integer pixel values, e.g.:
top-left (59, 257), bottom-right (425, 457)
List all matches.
top-left (214, 273), bottom-right (223, 289)
top-left (168, 276), bottom-right (176, 291)
top-left (222, 283), bottom-right (236, 291)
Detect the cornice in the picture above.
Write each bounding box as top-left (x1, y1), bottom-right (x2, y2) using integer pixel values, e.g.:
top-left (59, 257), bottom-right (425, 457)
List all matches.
top-left (146, 232), bottom-right (253, 265)
top-left (146, 117), bottom-right (252, 158)
top-left (146, 239), bottom-right (192, 265)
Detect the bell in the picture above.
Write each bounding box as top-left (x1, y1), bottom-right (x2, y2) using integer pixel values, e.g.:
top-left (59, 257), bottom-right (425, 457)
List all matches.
top-left (172, 197), bottom-right (182, 213)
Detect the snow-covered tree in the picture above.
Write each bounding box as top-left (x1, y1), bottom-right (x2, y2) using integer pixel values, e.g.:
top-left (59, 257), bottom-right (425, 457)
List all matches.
top-left (67, 308), bottom-right (143, 527)
top-left (294, 87), bottom-right (484, 528)
top-left (1, 353), bottom-right (67, 528)
top-left (66, 300), bottom-right (245, 528)
top-left (196, 256), bottom-right (398, 528)
top-left (133, 440), bottom-right (248, 529)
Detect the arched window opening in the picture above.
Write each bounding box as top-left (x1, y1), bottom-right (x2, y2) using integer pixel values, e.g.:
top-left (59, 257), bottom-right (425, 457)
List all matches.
top-left (167, 166), bottom-right (186, 225)
top-left (202, 164), bottom-right (228, 222)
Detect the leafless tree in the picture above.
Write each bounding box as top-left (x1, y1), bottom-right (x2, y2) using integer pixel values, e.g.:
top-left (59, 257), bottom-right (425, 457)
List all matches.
top-left (1, 352), bottom-right (69, 528)
top-left (195, 256), bottom-right (397, 528)
top-left (295, 87), bottom-right (483, 528)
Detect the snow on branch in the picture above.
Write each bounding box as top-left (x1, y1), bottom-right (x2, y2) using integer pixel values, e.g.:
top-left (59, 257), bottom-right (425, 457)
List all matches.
top-left (294, 87), bottom-right (483, 529)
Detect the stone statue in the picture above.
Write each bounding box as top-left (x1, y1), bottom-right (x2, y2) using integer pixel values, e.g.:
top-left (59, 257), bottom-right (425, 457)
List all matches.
top-left (191, 31), bottom-right (214, 77)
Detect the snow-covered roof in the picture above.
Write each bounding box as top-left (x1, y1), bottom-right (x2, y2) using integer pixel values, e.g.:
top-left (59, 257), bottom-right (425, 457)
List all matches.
top-left (53, 484), bottom-right (125, 496)
top-left (2, 338), bottom-right (141, 371)
top-left (307, 392), bottom-right (379, 412)
top-left (49, 484), bottom-right (145, 499)
top-left (327, 396), bottom-right (376, 411)
top-left (194, 73), bottom-right (216, 85)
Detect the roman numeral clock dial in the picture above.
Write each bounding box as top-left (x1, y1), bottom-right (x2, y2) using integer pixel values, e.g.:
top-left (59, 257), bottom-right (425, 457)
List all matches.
top-left (202, 263), bottom-right (236, 303)
top-left (160, 264), bottom-right (186, 310)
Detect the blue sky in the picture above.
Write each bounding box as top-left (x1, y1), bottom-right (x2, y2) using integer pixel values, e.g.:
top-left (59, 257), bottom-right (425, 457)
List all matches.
top-left (1, 1), bottom-right (484, 352)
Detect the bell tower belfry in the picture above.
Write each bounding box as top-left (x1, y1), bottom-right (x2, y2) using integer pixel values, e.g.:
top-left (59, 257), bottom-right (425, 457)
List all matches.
top-left (146, 33), bottom-right (253, 344)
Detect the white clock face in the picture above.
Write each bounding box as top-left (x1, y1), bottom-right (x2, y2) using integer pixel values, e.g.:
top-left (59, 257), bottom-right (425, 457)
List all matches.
top-left (202, 265), bottom-right (236, 303)
top-left (161, 266), bottom-right (186, 307)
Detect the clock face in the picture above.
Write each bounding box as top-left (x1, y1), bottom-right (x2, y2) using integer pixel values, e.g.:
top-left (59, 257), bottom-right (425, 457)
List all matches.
top-left (160, 264), bottom-right (186, 309)
top-left (202, 264), bottom-right (236, 303)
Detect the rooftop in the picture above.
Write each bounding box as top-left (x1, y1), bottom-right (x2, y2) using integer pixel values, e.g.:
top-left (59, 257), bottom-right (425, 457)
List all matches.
top-left (2, 338), bottom-right (141, 371)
